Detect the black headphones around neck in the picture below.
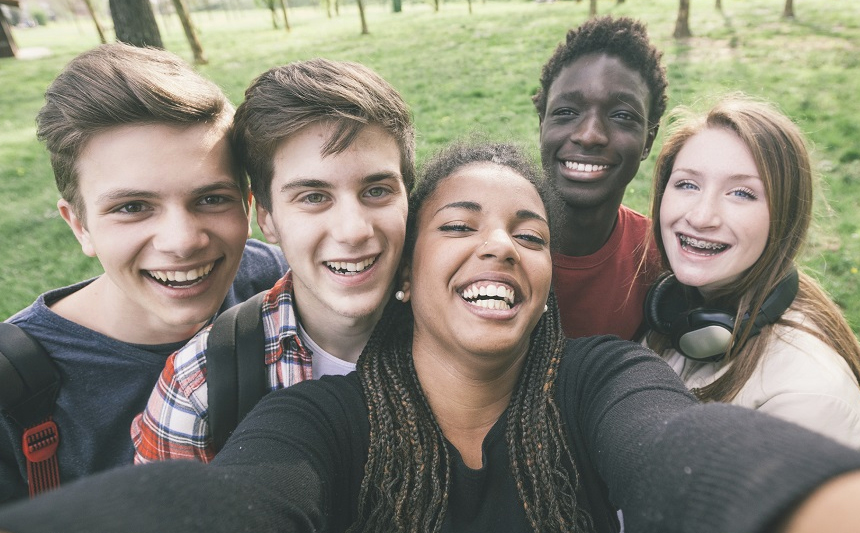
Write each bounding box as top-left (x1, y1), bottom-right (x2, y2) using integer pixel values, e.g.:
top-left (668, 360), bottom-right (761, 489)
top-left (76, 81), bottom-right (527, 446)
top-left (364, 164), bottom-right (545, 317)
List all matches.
top-left (644, 268), bottom-right (799, 363)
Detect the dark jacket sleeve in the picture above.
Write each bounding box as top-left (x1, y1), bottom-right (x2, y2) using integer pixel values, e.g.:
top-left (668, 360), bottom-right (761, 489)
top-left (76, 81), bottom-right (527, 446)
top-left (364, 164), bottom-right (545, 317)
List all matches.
top-left (0, 374), bottom-right (367, 533)
top-left (558, 335), bottom-right (860, 533)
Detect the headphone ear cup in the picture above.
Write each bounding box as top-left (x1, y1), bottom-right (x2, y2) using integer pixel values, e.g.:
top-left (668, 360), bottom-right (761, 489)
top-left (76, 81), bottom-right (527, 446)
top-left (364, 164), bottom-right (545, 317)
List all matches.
top-left (671, 310), bottom-right (736, 362)
top-left (645, 273), bottom-right (688, 335)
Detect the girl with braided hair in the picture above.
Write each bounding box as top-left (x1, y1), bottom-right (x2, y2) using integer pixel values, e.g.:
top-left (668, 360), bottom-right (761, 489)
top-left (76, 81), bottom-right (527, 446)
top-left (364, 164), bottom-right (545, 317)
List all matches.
top-left (3, 141), bottom-right (860, 533)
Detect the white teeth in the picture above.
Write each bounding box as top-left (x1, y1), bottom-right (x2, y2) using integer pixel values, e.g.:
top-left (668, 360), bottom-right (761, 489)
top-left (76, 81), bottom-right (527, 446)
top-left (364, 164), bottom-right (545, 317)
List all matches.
top-left (564, 161), bottom-right (608, 172)
top-left (679, 235), bottom-right (728, 251)
top-left (326, 257), bottom-right (376, 275)
top-left (148, 262), bottom-right (215, 286)
top-left (460, 282), bottom-right (515, 309)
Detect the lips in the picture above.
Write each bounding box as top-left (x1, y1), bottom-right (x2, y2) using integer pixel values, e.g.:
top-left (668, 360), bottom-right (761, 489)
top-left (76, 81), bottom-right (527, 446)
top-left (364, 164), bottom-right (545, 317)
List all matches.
top-left (459, 281), bottom-right (516, 310)
top-left (146, 262), bottom-right (215, 288)
top-left (563, 160), bottom-right (610, 173)
top-left (324, 255), bottom-right (377, 275)
top-left (678, 234), bottom-right (729, 255)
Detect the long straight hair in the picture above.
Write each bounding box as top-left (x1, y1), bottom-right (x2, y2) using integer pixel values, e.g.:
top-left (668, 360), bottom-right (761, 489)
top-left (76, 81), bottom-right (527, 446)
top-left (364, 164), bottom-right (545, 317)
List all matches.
top-left (648, 94), bottom-right (860, 402)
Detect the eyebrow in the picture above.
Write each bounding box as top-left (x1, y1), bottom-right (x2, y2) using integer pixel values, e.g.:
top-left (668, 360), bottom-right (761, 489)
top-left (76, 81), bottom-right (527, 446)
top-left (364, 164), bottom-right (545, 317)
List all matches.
top-left (278, 171), bottom-right (401, 193)
top-left (95, 180), bottom-right (239, 204)
top-left (671, 168), bottom-right (761, 181)
top-left (435, 201), bottom-right (548, 224)
top-left (553, 89), bottom-right (646, 111)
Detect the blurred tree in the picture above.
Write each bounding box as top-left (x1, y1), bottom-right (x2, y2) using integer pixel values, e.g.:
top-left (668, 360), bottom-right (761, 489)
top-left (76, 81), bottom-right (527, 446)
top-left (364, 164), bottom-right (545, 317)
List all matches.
top-left (674, 0), bottom-right (691, 38)
top-left (715, 0), bottom-right (722, 9)
top-left (357, 0), bottom-right (367, 33)
top-left (278, 0), bottom-right (290, 31)
top-left (81, 0), bottom-right (107, 43)
top-left (392, 0), bottom-right (401, 13)
top-left (589, 0), bottom-right (596, 16)
top-left (783, 0), bottom-right (795, 18)
top-left (111, 0), bottom-right (163, 47)
top-left (0, 0), bottom-right (18, 58)
top-left (170, 0), bottom-right (207, 63)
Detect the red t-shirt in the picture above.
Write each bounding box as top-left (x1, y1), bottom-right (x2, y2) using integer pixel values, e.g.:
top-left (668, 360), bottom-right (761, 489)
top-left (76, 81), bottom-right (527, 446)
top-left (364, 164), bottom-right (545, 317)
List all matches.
top-left (552, 206), bottom-right (661, 340)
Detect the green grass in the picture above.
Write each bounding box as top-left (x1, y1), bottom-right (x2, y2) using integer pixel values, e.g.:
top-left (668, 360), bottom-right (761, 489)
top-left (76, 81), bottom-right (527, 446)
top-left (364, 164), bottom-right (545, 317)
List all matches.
top-left (1, 0), bottom-right (859, 333)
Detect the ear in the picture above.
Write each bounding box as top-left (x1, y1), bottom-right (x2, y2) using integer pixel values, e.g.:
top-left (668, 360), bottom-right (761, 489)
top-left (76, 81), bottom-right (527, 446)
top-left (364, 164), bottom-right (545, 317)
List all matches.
top-left (57, 199), bottom-right (97, 257)
top-left (398, 261), bottom-right (412, 302)
top-left (255, 202), bottom-right (279, 245)
top-left (642, 124), bottom-right (659, 161)
top-left (245, 191), bottom-right (254, 239)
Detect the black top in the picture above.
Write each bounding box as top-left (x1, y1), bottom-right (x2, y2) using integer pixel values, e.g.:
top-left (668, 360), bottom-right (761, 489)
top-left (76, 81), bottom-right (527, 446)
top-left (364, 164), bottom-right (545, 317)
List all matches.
top-left (1, 336), bottom-right (859, 533)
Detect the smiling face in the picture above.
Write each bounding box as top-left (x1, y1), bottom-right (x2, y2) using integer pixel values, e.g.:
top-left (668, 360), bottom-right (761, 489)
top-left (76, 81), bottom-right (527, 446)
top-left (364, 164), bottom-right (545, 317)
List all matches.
top-left (258, 122), bottom-right (408, 330)
top-left (59, 122), bottom-right (252, 342)
top-left (539, 53), bottom-right (656, 213)
top-left (407, 162), bottom-right (552, 360)
top-left (660, 127), bottom-right (771, 297)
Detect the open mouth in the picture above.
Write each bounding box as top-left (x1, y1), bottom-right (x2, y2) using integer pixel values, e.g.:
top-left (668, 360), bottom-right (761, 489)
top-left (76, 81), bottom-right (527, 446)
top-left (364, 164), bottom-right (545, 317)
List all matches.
top-left (147, 262), bottom-right (215, 288)
top-left (564, 161), bottom-right (609, 173)
top-left (325, 256), bottom-right (377, 276)
top-left (679, 234), bottom-right (729, 255)
top-left (459, 282), bottom-right (516, 310)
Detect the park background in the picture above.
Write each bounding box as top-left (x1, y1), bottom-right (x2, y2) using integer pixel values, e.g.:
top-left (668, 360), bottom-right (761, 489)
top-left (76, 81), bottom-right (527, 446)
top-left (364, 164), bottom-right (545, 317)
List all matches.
top-left (1, 0), bottom-right (859, 333)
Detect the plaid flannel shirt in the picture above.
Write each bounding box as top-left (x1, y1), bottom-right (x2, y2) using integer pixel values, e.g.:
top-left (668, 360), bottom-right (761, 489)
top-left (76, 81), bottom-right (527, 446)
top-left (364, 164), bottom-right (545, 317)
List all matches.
top-left (131, 272), bottom-right (312, 463)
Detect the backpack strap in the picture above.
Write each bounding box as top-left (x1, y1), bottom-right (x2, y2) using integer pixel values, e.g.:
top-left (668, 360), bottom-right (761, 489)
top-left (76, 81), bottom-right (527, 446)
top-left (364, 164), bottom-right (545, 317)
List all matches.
top-left (0, 322), bottom-right (61, 497)
top-left (206, 291), bottom-right (267, 452)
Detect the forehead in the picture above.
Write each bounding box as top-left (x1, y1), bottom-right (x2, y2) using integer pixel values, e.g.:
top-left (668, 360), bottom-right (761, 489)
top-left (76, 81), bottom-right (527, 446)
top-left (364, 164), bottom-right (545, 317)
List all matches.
top-left (421, 162), bottom-right (546, 221)
top-left (77, 122), bottom-right (236, 198)
top-left (674, 127), bottom-right (758, 174)
top-left (547, 53), bottom-right (651, 111)
top-left (271, 122), bottom-right (402, 186)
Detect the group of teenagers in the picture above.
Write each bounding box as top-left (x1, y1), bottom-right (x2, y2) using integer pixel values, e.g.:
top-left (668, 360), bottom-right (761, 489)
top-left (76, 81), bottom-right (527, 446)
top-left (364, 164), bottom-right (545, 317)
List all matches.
top-left (2, 14), bottom-right (860, 533)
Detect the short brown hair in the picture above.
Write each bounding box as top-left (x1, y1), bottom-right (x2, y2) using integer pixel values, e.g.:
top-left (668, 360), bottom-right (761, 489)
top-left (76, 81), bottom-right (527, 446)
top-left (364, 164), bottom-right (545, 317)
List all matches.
top-left (36, 43), bottom-right (236, 217)
top-left (231, 58), bottom-right (416, 212)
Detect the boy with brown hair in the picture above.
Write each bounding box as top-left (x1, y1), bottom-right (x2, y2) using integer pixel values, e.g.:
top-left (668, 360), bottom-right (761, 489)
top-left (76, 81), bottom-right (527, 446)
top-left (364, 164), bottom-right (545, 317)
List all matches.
top-left (1, 43), bottom-right (287, 502)
top-left (132, 58), bottom-right (415, 463)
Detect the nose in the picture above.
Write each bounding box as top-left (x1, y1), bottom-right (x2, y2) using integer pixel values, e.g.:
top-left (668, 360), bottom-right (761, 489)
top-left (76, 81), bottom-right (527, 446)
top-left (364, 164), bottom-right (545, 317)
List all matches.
top-left (570, 111), bottom-right (609, 149)
top-left (684, 194), bottom-right (722, 230)
top-left (152, 208), bottom-right (210, 258)
top-left (330, 198), bottom-right (374, 246)
top-left (478, 228), bottom-right (520, 264)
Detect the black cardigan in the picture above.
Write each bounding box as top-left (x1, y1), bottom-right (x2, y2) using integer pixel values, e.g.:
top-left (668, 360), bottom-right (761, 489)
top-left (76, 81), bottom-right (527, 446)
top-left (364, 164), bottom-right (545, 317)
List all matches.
top-left (1, 336), bottom-right (859, 533)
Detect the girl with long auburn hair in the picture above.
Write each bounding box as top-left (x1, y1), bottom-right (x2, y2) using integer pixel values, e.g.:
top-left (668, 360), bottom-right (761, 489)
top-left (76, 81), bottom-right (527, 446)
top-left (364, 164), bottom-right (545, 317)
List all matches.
top-left (4, 142), bottom-right (860, 533)
top-left (645, 94), bottom-right (860, 447)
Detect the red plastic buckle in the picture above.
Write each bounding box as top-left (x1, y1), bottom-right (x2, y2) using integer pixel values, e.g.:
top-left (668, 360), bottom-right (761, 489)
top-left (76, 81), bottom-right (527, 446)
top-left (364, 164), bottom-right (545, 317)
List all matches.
top-left (22, 420), bottom-right (59, 463)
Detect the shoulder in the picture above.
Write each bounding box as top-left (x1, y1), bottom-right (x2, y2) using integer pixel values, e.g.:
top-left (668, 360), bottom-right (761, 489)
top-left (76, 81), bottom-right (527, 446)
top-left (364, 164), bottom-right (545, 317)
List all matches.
top-left (239, 239), bottom-right (288, 272)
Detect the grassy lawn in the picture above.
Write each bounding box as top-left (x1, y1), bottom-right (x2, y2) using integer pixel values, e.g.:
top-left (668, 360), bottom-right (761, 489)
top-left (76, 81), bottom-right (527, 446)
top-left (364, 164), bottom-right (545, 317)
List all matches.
top-left (1, 0), bottom-right (859, 332)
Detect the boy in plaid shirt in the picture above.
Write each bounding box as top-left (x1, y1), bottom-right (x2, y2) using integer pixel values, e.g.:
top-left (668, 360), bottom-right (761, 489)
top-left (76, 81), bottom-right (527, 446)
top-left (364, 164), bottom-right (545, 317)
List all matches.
top-left (132, 58), bottom-right (415, 463)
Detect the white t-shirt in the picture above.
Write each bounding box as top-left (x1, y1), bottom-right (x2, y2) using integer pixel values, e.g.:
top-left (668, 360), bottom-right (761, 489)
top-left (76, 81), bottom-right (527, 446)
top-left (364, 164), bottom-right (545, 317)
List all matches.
top-left (297, 323), bottom-right (357, 380)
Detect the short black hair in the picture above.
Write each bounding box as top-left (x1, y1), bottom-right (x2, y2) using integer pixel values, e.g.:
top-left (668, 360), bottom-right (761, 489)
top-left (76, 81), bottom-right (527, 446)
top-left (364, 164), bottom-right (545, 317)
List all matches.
top-left (533, 16), bottom-right (668, 128)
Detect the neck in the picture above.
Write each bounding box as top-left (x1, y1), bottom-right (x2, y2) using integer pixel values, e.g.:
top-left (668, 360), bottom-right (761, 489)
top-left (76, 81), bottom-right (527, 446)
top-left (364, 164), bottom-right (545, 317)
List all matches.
top-left (411, 331), bottom-right (527, 468)
top-left (554, 201), bottom-right (622, 257)
top-left (296, 306), bottom-right (380, 364)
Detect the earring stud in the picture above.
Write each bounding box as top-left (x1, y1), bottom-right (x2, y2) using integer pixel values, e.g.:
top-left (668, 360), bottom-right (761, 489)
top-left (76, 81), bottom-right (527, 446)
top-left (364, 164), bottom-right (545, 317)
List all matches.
top-left (395, 290), bottom-right (405, 301)
top-left (543, 304), bottom-right (548, 313)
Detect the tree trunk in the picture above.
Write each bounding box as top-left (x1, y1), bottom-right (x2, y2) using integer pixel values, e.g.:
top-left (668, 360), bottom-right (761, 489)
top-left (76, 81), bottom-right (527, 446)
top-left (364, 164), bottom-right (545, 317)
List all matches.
top-left (433, 0), bottom-right (438, 12)
top-left (392, 0), bottom-right (401, 13)
top-left (110, 0), bottom-right (164, 47)
top-left (467, 0), bottom-right (471, 14)
top-left (589, 0), bottom-right (596, 16)
top-left (324, 0), bottom-right (331, 19)
top-left (783, 0), bottom-right (794, 19)
top-left (333, 0), bottom-right (339, 16)
top-left (0, 10), bottom-right (17, 58)
top-left (356, 0), bottom-right (368, 34)
top-left (715, 0), bottom-right (721, 10)
top-left (279, 0), bottom-right (290, 31)
top-left (81, 0), bottom-right (107, 43)
top-left (170, 0), bottom-right (207, 64)
top-left (674, 0), bottom-right (692, 38)
top-left (617, 0), bottom-right (625, 4)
